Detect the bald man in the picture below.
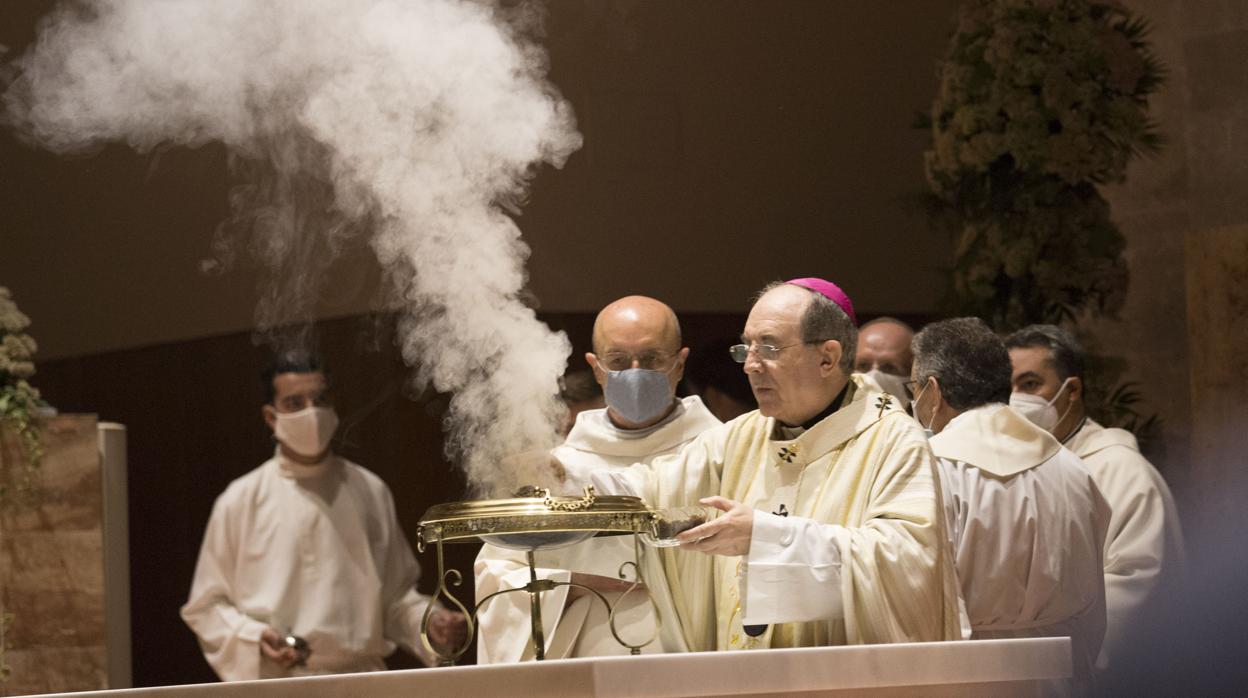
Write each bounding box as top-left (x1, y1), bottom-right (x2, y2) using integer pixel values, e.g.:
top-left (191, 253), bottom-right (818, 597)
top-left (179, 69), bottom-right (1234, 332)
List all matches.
top-left (585, 295), bottom-right (693, 430)
top-left (475, 296), bottom-right (720, 662)
top-left (853, 317), bottom-right (914, 407)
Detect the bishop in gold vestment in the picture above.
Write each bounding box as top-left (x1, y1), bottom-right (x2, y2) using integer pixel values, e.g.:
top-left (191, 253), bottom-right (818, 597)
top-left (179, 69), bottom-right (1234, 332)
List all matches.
top-left (594, 279), bottom-right (963, 651)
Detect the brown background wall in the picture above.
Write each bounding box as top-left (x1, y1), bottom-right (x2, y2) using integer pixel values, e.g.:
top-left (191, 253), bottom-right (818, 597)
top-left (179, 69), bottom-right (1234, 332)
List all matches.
top-left (0, 0), bottom-right (958, 362)
top-left (1102, 1), bottom-right (1248, 555)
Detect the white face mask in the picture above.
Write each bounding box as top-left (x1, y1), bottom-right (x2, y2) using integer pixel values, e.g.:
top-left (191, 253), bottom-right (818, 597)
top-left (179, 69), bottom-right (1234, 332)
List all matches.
top-left (909, 379), bottom-right (936, 438)
top-left (864, 369), bottom-right (910, 408)
top-left (1009, 377), bottom-right (1073, 433)
top-left (274, 406), bottom-right (339, 458)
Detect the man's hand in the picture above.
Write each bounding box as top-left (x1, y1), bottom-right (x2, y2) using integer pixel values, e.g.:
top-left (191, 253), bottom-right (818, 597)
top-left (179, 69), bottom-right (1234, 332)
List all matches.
top-left (259, 627), bottom-right (300, 669)
top-left (426, 608), bottom-right (469, 653)
top-left (677, 496), bottom-right (754, 556)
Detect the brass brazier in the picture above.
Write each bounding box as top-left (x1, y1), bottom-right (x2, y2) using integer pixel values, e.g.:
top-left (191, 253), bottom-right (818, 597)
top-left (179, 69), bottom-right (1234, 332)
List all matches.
top-left (416, 485), bottom-right (660, 664)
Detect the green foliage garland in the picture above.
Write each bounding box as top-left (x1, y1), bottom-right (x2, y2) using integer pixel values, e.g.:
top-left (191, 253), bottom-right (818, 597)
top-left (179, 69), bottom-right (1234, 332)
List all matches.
top-left (0, 286), bottom-right (42, 505)
top-left (924, 0), bottom-right (1162, 330)
top-left (923, 0), bottom-right (1165, 450)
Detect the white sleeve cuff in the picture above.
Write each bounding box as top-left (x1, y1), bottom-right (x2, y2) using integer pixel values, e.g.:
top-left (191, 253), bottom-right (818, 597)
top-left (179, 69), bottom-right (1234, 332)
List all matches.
top-left (741, 513), bottom-right (844, 625)
top-left (751, 509), bottom-right (800, 550)
top-left (237, 617), bottom-right (269, 644)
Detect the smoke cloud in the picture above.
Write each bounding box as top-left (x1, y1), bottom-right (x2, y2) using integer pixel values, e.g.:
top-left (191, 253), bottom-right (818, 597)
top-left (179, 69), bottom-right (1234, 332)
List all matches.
top-left (4, 0), bottom-right (582, 495)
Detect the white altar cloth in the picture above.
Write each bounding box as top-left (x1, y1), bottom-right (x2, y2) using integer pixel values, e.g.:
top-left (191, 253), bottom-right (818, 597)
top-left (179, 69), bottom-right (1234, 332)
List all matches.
top-left (27, 637), bottom-right (1071, 697)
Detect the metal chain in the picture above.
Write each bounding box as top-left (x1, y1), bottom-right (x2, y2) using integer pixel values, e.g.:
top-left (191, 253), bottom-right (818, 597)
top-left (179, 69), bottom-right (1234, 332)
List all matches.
top-left (544, 485), bottom-right (596, 511)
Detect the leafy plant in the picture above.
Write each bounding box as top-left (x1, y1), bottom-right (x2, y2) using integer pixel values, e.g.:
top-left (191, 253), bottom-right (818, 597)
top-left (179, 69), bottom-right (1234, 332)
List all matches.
top-left (1, 290), bottom-right (44, 688)
top-left (923, 0), bottom-right (1164, 442)
top-left (925, 0), bottom-right (1162, 329)
top-left (0, 286), bottom-right (43, 505)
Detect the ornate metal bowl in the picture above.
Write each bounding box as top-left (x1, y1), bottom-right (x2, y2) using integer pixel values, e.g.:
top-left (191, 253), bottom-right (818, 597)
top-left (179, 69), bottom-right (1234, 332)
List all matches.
top-left (416, 486), bottom-right (656, 552)
top-left (416, 486), bottom-right (663, 663)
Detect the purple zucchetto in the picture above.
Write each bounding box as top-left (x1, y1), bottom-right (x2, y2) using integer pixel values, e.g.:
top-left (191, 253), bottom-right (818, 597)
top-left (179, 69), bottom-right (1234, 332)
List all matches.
top-left (784, 277), bottom-right (857, 326)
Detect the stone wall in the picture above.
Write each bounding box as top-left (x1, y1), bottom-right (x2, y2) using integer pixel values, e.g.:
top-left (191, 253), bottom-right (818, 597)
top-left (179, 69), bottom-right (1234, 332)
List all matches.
top-left (1098, 1), bottom-right (1248, 538)
top-left (1173, 5), bottom-right (1248, 546)
top-left (1185, 227), bottom-right (1248, 547)
top-left (0, 415), bottom-right (108, 696)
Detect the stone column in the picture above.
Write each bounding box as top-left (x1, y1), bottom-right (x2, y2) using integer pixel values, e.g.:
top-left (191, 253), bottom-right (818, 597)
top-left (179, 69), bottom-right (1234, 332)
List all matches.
top-left (0, 415), bottom-right (110, 694)
top-left (1185, 228), bottom-right (1248, 548)
top-left (1171, 2), bottom-right (1248, 549)
top-left (1101, 1), bottom-right (1248, 547)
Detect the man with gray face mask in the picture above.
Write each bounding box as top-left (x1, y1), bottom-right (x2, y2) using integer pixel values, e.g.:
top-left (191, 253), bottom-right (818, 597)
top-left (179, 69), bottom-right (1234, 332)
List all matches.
top-left (181, 353), bottom-right (466, 680)
top-left (475, 296), bottom-right (720, 662)
top-left (584, 295), bottom-right (699, 432)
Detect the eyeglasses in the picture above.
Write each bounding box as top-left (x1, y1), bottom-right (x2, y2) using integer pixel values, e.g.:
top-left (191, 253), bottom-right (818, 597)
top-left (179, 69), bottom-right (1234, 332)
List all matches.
top-left (902, 379), bottom-right (922, 400)
top-left (595, 351), bottom-right (677, 372)
top-left (729, 342), bottom-right (810, 363)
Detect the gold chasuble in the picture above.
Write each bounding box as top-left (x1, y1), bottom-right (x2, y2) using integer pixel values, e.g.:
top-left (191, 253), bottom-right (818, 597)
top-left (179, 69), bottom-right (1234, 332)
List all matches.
top-left (610, 375), bottom-right (963, 651)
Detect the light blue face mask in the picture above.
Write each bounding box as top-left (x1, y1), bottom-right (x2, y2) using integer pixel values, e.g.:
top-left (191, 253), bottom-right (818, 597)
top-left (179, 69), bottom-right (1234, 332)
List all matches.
top-left (604, 367), bottom-right (675, 425)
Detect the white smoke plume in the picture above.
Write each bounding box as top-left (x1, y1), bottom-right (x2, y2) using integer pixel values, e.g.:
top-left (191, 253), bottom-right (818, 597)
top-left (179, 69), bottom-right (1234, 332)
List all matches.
top-left (4, 0), bottom-right (581, 495)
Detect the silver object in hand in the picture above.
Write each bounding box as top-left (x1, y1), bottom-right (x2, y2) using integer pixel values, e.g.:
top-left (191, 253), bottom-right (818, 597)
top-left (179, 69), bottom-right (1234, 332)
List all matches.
top-left (283, 634), bottom-right (310, 667)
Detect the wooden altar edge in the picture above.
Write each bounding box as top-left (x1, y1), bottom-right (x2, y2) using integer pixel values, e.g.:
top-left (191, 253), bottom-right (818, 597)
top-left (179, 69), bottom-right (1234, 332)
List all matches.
top-left (24, 637), bottom-right (1072, 698)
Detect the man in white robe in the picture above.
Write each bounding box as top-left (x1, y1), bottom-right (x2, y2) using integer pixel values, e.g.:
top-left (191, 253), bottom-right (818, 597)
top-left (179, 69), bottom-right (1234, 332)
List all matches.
top-left (181, 357), bottom-right (466, 680)
top-left (1006, 324), bottom-right (1185, 672)
top-left (595, 279), bottom-right (963, 652)
top-left (475, 296), bottom-right (720, 662)
top-left (912, 318), bottom-right (1109, 693)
